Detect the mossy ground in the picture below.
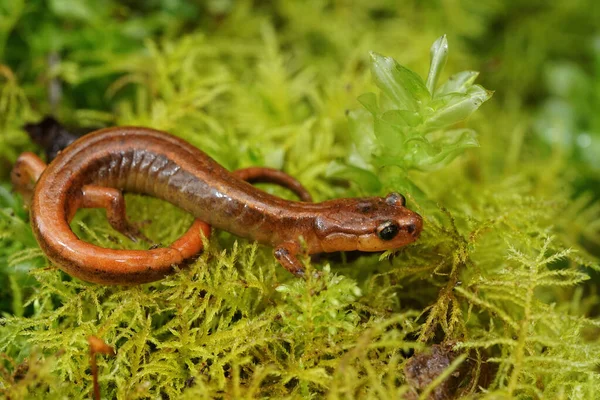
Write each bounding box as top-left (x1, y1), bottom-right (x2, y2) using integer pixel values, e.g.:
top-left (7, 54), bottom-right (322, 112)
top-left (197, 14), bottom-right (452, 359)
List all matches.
top-left (1, 1), bottom-right (600, 398)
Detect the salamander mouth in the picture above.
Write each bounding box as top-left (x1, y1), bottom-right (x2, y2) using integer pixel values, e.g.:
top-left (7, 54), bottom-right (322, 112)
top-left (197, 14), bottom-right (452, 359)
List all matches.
top-left (357, 234), bottom-right (412, 252)
top-left (357, 220), bottom-right (422, 251)
top-left (320, 232), bottom-right (360, 253)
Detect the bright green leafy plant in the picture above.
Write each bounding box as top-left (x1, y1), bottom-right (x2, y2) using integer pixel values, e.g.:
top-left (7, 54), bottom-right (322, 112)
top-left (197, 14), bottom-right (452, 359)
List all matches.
top-left (329, 35), bottom-right (492, 192)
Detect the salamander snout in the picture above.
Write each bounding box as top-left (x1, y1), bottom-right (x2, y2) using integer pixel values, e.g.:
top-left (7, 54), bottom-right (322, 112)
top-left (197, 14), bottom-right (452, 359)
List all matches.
top-left (405, 213), bottom-right (423, 237)
top-left (357, 193), bottom-right (423, 252)
top-left (375, 211), bottom-right (422, 244)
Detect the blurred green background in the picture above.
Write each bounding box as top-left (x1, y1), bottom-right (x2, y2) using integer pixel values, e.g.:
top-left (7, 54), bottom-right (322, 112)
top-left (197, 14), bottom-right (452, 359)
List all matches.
top-left (2, 0), bottom-right (599, 183)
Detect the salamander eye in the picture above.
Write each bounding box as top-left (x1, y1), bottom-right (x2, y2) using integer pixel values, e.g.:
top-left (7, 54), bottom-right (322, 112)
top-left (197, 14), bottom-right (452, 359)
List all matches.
top-left (386, 192), bottom-right (406, 207)
top-left (377, 221), bottom-right (399, 241)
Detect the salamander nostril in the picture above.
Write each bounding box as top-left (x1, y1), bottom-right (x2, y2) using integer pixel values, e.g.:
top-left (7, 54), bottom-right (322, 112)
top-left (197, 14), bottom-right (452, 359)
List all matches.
top-left (407, 223), bottom-right (416, 234)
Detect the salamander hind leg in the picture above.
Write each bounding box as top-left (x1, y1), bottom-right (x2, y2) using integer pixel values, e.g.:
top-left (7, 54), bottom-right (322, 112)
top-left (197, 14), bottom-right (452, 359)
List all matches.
top-left (11, 152), bottom-right (47, 208)
top-left (79, 185), bottom-right (153, 244)
top-left (233, 167), bottom-right (313, 202)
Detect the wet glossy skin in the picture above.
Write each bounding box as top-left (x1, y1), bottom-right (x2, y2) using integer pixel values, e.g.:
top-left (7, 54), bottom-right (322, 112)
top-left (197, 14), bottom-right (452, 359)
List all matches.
top-left (11, 127), bottom-right (423, 284)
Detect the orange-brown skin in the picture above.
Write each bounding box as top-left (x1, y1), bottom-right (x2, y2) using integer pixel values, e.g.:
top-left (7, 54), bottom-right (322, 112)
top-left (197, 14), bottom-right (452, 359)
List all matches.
top-left (12, 127), bottom-right (422, 284)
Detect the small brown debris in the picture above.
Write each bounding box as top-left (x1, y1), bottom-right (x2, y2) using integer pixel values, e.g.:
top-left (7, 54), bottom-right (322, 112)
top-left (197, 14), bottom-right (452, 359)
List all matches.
top-left (88, 336), bottom-right (115, 400)
top-left (404, 344), bottom-right (464, 400)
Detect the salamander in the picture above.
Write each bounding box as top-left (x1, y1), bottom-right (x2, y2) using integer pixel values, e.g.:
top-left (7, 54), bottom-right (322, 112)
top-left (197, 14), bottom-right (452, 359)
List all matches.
top-left (11, 127), bottom-right (422, 284)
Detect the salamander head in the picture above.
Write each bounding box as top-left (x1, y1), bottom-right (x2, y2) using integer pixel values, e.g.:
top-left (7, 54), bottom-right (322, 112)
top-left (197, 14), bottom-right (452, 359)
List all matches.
top-left (314, 192), bottom-right (423, 253)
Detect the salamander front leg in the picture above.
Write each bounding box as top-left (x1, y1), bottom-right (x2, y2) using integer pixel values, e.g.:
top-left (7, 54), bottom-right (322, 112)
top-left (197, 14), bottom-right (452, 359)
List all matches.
top-left (78, 185), bottom-right (153, 244)
top-left (274, 241), bottom-right (307, 277)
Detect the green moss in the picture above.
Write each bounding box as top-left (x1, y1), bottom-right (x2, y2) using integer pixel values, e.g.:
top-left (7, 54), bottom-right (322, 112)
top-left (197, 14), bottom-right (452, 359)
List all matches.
top-left (1, 1), bottom-right (600, 398)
